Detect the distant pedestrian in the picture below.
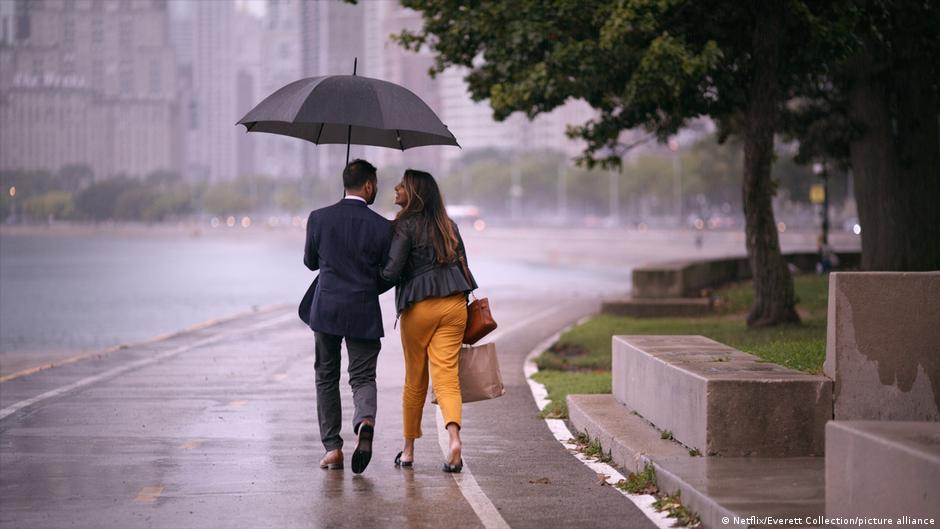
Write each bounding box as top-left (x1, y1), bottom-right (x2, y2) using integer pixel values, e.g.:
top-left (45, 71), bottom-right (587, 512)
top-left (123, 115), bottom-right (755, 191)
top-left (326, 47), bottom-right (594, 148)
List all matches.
top-left (381, 169), bottom-right (477, 473)
top-left (816, 236), bottom-right (839, 274)
top-left (300, 159), bottom-right (393, 474)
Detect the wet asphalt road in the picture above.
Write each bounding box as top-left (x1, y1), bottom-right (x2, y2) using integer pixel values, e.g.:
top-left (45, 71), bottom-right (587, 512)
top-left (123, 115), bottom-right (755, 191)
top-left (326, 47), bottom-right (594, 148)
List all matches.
top-left (0, 285), bottom-right (661, 528)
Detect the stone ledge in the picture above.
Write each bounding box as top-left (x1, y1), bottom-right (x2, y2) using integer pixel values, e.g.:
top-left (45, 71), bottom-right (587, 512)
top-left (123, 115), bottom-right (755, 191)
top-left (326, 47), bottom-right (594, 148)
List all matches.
top-left (613, 335), bottom-right (832, 456)
top-left (826, 421), bottom-right (940, 525)
top-left (601, 297), bottom-right (714, 318)
top-left (567, 394), bottom-right (689, 473)
top-left (632, 252), bottom-right (860, 299)
top-left (568, 393), bottom-right (830, 529)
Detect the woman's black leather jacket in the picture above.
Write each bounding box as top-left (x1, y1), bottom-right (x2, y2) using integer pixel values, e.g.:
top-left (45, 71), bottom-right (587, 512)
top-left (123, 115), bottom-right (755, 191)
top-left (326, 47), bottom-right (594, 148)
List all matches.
top-left (380, 216), bottom-right (477, 314)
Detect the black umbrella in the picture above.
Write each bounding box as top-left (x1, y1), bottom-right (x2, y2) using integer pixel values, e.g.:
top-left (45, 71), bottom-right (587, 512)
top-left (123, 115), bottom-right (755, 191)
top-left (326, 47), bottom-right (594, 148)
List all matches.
top-left (236, 60), bottom-right (459, 165)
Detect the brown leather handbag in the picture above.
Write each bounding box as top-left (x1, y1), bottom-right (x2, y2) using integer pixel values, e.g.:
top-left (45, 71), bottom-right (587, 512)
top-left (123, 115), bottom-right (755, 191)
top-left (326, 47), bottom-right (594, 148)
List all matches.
top-left (458, 255), bottom-right (497, 345)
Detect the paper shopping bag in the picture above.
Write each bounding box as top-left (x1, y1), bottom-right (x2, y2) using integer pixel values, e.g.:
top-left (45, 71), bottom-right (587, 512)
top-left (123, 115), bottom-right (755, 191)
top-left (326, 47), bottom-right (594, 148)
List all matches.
top-left (432, 342), bottom-right (505, 404)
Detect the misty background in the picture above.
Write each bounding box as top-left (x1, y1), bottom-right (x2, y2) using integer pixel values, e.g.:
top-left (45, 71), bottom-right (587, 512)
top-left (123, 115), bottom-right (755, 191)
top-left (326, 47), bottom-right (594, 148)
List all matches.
top-left (0, 0), bottom-right (858, 367)
top-left (0, 0), bottom-right (857, 228)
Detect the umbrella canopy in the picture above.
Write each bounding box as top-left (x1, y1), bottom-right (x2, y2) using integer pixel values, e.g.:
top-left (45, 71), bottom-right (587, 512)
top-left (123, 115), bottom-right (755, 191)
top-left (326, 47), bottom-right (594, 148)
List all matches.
top-left (236, 75), bottom-right (459, 156)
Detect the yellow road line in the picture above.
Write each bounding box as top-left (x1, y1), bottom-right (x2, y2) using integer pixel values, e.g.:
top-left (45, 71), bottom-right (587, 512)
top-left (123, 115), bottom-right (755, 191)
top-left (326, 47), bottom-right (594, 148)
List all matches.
top-left (0, 351), bottom-right (110, 383)
top-left (228, 400), bottom-right (248, 408)
top-left (133, 486), bottom-right (164, 504)
top-left (179, 440), bottom-right (203, 449)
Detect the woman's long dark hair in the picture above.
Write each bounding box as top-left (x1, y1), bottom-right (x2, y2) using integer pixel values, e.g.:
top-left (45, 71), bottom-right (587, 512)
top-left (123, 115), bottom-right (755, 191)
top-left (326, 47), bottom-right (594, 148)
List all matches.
top-left (394, 169), bottom-right (459, 264)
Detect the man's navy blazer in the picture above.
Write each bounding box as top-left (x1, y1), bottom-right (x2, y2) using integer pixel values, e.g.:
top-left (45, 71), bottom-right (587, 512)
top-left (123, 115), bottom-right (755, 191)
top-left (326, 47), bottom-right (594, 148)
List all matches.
top-left (302, 198), bottom-right (392, 339)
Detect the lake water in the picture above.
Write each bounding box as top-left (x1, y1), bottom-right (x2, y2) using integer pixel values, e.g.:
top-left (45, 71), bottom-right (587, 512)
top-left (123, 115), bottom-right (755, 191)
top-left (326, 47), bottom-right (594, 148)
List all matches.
top-left (0, 227), bottom-right (635, 362)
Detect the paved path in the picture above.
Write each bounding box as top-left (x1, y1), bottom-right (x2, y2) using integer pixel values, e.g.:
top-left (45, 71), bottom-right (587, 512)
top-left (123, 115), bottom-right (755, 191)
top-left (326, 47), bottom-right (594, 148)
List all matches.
top-left (0, 295), bottom-right (657, 529)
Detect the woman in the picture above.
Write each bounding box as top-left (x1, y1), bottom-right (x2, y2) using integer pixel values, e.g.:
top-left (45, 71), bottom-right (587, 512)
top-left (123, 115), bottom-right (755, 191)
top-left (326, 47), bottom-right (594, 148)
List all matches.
top-left (381, 169), bottom-right (477, 473)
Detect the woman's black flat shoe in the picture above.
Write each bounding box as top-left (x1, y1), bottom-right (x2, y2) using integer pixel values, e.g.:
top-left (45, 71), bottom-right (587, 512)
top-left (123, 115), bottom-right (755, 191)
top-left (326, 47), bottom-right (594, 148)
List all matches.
top-left (441, 458), bottom-right (463, 473)
top-left (394, 451), bottom-right (413, 468)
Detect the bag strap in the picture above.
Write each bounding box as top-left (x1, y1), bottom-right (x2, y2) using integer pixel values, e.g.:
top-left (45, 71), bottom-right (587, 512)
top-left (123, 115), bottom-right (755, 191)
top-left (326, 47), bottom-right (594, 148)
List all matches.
top-left (456, 251), bottom-right (478, 299)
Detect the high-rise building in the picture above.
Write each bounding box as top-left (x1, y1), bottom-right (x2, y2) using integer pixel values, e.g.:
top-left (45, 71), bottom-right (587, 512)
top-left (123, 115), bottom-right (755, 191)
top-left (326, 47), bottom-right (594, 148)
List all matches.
top-left (0, 0), bottom-right (179, 180)
top-left (0, 0), bottom-right (14, 47)
top-left (187, 0), bottom-right (236, 182)
top-left (168, 0), bottom-right (264, 183)
top-left (253, 0), bottom-right (303, 179)
top-left (299, 0), bottom-right (368, 180)
top-left (369, 3), bottom-right (448, 173)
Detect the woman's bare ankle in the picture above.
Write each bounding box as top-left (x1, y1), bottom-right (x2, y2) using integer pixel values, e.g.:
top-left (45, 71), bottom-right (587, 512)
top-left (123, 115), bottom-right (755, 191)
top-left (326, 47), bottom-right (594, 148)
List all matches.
top-left (401, 440), bottom-right (415, 461)
top-left (448, 439), bottom-right (462, 465)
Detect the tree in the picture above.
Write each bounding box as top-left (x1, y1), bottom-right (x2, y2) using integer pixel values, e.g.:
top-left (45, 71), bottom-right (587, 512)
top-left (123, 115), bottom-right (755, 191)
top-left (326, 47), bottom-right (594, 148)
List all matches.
top-left (75, 177), bottom-right (138, 221)
top-left (57, 164), bottom-right (95, 192)
top-left (23, 191), bottom-right (76, 222)
top-left (785, 0), bottom-right (940, 270)
top-left (397, 0), bottom-right (857, 326)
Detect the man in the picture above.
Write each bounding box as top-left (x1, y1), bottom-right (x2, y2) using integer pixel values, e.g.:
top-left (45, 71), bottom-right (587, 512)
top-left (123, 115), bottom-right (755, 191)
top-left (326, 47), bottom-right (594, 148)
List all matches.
top-left (302, 159), bottom-right (392, 474)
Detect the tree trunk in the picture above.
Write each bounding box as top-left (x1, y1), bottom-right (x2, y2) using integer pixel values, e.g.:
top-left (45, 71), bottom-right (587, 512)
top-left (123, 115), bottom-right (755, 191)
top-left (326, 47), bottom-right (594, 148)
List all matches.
top-left (742, 2), bottom-right (801, 328)
top-left (847, 44), bottom-right (940, 271)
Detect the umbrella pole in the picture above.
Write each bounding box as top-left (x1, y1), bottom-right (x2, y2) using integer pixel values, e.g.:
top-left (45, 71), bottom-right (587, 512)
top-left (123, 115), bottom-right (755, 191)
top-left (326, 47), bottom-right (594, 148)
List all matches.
top-left (345, 58), bottom-right (357, 167)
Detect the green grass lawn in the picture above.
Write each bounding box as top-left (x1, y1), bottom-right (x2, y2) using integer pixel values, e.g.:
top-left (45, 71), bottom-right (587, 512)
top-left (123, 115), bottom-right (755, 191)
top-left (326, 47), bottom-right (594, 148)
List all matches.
top-left (535, 274), bottom-right (830, 418)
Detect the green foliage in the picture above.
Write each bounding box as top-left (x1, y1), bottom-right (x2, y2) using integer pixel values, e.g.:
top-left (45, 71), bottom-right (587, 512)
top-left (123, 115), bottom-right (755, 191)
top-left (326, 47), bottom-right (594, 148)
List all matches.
top-left (277, 183), bottom-right (305, 213)
top-left (57, 164), bottom-right (95, 192)
top-left (660, 430), bottom-right (673, 441)
top-left (202, 181), bottom-right (253, 216)
top-left (615, 463), bottom-right (659, 495)
top-left (653, 491), bottom-right (702, 527)
top-left (397, 0), bottom-right (859, 167)
top-left (23, 191), bottom-right (76, 221)
top-left (572, 433), bottom-right (614, 463)
top-left (538, 274), bottom-right (829, 374)
top-left (0, 167), bottom-right (330, 223)
top-left (75, 177), bottom-right (134, 221)
top-left (530, 370), bottom-right (611, 419)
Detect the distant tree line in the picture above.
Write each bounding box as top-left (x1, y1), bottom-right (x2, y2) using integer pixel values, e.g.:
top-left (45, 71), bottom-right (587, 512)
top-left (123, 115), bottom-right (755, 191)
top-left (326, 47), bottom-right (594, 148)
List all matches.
top-left (1, 136), bottom-right (845, 226)
top-left (425, 139), bottom-right (848, 224)
top-left (0, 166), bottom-right (343, 223)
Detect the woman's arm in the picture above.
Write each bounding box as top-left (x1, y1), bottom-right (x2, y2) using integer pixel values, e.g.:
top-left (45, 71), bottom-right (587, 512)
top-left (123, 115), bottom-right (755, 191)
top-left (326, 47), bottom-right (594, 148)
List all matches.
top-left (380, 224), bottom-right (412, 282)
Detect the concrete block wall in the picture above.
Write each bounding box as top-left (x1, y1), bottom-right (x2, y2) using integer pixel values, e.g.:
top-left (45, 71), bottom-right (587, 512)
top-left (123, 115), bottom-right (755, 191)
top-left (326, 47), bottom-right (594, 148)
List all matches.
top-left (824, 272), bottom-right (940, 421)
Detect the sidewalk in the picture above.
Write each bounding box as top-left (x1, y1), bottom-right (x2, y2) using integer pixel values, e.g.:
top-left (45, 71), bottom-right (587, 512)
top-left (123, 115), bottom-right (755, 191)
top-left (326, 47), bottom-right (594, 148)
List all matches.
top-left (0, 297), bottom-right (660, 529)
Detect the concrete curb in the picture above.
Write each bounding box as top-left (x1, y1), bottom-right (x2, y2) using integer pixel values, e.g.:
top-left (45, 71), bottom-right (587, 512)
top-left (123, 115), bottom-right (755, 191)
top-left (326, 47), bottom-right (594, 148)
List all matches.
top-left (568, 393), bottom-right (832, 529)
top-left (522, 323), bottom-right (676, 529)
top-left (567, 394), bottom-right (734, 529)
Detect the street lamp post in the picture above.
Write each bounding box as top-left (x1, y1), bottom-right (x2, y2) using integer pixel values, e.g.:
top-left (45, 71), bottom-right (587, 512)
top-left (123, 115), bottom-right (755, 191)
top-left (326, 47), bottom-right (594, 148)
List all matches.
top-left (668, 138), bottom-right (682, 227)
top-left (813, 162), bottom-right (830, 244)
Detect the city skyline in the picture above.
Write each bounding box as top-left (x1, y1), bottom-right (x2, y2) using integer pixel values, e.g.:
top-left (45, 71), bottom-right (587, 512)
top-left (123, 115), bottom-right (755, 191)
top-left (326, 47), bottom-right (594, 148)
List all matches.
top-left (1, 0), bottom-right (603, 184)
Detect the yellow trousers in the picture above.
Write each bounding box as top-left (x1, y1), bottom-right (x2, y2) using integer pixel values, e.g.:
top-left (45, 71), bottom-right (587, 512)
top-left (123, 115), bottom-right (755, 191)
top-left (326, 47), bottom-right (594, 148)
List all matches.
top-left (399, 293), bottom-right (467, 439)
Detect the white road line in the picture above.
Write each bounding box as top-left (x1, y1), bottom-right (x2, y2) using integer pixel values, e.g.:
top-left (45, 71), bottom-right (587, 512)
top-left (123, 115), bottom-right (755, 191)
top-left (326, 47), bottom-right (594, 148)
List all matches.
top-left (423, 305), bottom-right (563, 529)
top-left (523, 326), bottom-right (676, 529)
top-left (478, 305), bottom-right (564, 345)
top-left (0, 313), bottom-right (295, 422)
top-left (436, 408), bottom-right (511, 529)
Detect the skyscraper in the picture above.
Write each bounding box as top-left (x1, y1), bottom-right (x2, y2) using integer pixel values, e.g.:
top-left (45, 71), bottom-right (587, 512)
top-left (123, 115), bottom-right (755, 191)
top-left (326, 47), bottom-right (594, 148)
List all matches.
top-left (254, 0), bottom-right (303, 179)
top-left (299, 1), bottom-right (357, 181)
top-left (0, 0), bottom-right (179, 180)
